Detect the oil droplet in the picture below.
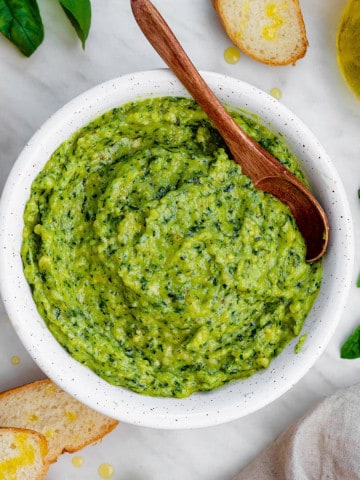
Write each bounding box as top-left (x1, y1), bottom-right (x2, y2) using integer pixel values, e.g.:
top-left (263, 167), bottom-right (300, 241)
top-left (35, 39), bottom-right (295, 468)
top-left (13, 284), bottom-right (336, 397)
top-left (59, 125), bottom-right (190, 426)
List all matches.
top-left (44, 430), bottom-right (54, 440)
top-left (72, 455), bottom-right (84, 468)
top-left (65, 410), bottom-right (77, 422)
top-left (224, 46), bottom-right (241, 64)
top-left (44, 384), bottom-right (56, 396)
top-left (270, 87), bottom-right (282, 100)
top-left (98, 463), bottom-right (114, 479)
top-left (27, 413), bottom-right (39, 422)
top-left (11, 355), bottom-right (20, 366)
top-left (262, 3), bottom-right (284, 41)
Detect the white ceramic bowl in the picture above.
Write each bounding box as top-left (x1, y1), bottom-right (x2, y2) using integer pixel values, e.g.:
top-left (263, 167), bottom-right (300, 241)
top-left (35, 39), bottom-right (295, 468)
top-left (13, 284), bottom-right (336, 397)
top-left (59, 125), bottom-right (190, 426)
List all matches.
top-left (0, 70), bottom-right (354, 429)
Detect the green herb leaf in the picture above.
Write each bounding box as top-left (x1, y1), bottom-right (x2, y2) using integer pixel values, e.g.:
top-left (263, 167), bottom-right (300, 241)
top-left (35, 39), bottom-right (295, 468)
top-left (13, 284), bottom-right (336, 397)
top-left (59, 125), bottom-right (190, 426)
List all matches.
top-left (59, 0), bottom-right (91, 49)
top-left (340, 325), bottom-right (360, 359)
top-left (0, 0), bottom-right (44, 56)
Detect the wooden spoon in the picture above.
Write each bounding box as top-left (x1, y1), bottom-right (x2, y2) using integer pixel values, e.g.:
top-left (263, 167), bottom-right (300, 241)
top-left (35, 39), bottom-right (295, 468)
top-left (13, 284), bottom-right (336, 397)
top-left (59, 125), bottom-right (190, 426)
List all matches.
top-left (131, 0), bottom-right (329, 262)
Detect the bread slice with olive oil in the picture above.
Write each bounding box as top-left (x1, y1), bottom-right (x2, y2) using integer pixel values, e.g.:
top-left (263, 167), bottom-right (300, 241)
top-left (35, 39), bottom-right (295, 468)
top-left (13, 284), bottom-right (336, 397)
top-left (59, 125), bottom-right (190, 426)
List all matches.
top-left (212, 0), bottom-right (308, 65)
top-left (0, 427), bottom-right (50, 479)
top-left (0, 379), bottom-right (119, 463)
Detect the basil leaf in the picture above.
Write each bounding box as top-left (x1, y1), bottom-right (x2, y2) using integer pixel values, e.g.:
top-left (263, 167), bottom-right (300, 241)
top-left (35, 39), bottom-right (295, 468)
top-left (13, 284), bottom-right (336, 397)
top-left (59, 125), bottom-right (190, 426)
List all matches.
top-left (59, 0), bottom-right (91, 49)
top-left (341, 325), bottom-right (360, 359)
top-left (0, 0), bottom-right (44, 56)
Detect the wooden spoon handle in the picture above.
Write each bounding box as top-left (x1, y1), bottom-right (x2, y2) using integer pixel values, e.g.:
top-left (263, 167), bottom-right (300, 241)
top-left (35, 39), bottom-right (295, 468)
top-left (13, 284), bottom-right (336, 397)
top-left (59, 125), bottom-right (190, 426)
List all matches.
top-left (130, 0), bottom-right (232, 127)
top-left (130, 0), bottom-right (304, 184)
top-left (130, 0), bottom-right (266, 177)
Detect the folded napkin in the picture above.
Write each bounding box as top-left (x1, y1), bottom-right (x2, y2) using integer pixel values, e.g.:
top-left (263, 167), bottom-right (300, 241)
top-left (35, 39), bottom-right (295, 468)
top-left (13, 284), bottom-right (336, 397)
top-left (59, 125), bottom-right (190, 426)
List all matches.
top-left (234, 383), bottom-right (360, 480)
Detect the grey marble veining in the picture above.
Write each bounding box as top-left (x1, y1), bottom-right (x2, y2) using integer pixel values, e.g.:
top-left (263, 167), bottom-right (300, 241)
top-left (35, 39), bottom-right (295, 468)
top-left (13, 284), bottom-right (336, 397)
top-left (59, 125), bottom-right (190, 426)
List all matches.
top-left (1, 1), bottom-right (360, 478)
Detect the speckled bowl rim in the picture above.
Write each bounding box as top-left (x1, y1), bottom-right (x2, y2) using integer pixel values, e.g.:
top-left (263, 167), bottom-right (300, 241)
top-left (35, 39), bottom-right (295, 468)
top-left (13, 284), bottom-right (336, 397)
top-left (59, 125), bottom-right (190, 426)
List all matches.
top-left (0, 69), bottom-right (354, 429)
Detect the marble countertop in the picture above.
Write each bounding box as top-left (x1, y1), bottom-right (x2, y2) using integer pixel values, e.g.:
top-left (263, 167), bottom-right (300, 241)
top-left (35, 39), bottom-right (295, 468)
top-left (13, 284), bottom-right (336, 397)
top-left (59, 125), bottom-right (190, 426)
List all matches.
top-left (1, 1), bottom-right (360, 478)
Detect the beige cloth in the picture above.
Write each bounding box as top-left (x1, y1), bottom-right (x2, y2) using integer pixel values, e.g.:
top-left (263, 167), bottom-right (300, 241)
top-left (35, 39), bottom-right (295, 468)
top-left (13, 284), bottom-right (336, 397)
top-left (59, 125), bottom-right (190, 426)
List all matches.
top-left (234, 384), bottom-right (360, 480)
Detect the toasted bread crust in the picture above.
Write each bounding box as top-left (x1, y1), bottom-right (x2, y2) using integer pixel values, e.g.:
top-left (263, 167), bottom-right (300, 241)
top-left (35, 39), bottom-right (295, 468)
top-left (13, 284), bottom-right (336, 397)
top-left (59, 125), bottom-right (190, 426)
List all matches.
top-left (212, 0), bottom-right (308, 66)
top-left (0, 379), bottom-right (119, 463)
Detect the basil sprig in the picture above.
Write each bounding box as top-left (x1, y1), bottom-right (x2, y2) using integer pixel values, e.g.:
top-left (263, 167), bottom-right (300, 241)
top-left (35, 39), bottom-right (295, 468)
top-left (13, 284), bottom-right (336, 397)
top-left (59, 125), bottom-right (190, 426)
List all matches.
top-left (341, 325), bottom-right (360, 359)
top-left (0, 0), bottom-right (91, 56)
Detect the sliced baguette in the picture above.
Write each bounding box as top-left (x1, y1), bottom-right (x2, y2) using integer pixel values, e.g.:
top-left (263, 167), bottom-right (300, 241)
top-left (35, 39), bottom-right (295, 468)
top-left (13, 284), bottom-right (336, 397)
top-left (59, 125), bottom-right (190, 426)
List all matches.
top-left (0, 427), bottom-right (50, 480)
top-left (0, 379), bottom-right (119, 463)
top-left (212, 0), bottom-right (308, 65)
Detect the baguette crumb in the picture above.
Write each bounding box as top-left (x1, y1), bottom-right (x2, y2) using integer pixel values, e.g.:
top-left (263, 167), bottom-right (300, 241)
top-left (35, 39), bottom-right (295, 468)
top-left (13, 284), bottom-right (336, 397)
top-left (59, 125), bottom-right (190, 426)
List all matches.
top-left (0, 379), bottom-right (119, 464)
top-left (0, 427), bottom-right (50, 480)
top-left (213, 0), bottom-right (308, 66)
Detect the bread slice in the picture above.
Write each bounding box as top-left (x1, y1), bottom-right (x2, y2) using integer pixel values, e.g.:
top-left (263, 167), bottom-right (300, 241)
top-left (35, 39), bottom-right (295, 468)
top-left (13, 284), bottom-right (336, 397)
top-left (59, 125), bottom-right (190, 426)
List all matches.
top-left (212, 0), bottom-right (308, 65)
top-left (0, 427), bottom-right (50, 480)
top-left (0, 379), bottom-right (119, 463)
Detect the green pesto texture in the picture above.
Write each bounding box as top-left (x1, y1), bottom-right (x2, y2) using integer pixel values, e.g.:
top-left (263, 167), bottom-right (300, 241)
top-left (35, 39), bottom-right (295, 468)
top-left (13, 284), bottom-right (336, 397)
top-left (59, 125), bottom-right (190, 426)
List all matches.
top-left (21, 97), bottom-right (322, 398)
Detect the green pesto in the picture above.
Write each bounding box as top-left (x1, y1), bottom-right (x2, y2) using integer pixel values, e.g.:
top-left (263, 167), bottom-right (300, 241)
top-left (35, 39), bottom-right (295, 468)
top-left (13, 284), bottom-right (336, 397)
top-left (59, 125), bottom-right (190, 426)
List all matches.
top-left (21, 97), bottom-right (322, 398)
top-left (295, 333), bottom-right (308, 354)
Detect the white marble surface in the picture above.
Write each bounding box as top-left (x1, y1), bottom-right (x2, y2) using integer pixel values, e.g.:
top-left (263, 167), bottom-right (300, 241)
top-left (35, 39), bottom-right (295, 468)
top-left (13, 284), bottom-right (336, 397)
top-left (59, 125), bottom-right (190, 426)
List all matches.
top-left (1, 0), bottom-right (360, 478)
